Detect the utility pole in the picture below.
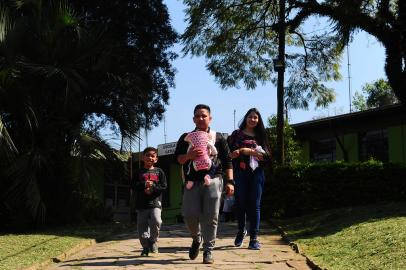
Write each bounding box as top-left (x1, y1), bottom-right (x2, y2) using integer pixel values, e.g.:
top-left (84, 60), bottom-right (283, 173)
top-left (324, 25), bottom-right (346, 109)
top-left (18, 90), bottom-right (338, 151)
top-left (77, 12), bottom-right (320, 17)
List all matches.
top-left (129, 134), bottom-right (133, 221)
top-left (233, 109), bottom-right (236, 130)
top-left (138, 128), bottom-right (141, 169)
top-left (275, 0), bottom-right (286, 164)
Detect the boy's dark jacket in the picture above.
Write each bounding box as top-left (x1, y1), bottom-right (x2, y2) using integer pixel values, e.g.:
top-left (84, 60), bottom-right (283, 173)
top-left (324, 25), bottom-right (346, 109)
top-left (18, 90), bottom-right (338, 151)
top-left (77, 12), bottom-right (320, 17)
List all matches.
top-left (131, 167), bottom-right (167, 209)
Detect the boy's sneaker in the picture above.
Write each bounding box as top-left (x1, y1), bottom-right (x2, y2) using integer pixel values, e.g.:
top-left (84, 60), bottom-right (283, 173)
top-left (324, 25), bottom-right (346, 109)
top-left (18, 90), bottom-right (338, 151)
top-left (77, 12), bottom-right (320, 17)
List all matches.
top-left (234, 230), bottom-right (247, 247)
top-left (203, 250), bottom-right (214, 264)
top-left (140, 247), bottom-right (149, 256)
top-left (248, 239), bottom-right (261, 250)
top-left (189, 236), bottom-right (202, 260)
top-left (149, 242), bottom-right (159, 253)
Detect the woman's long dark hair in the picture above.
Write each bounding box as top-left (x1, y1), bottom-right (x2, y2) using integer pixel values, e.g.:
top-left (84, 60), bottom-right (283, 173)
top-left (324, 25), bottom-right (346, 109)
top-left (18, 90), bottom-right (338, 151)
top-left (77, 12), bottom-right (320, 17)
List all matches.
top-left (238, 108), bottom-right (270, 152)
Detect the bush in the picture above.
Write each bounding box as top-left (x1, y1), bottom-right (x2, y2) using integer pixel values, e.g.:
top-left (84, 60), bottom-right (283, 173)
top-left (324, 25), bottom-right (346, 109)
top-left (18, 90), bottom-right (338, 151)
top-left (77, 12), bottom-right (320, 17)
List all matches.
top-left (262, 160), bottom-right (406, 218)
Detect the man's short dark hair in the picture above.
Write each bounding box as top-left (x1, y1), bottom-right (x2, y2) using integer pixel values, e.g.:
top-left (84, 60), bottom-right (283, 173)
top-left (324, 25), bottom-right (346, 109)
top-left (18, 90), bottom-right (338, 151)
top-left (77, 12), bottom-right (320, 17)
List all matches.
top-left (194, 104), bottom-right (211, 115)
top-left (143, 147), bottom-right (158, 155)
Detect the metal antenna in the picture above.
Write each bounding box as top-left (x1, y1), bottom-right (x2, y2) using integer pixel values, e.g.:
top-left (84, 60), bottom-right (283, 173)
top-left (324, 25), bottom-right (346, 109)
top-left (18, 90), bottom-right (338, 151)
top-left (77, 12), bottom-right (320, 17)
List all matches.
top-left (163, 114), bottom-right (167, 143)
top-left (145, 128), bottom-right (148, 147)
top-left (233, 109), bottom-right (236, 130)
top-left (347, 44), bottom-right (352, 112)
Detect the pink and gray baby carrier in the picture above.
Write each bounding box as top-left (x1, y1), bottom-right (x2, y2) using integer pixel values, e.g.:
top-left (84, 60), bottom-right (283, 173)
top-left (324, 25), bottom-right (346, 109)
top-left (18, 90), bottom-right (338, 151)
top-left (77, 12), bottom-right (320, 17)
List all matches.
top-left (182, 130), bottom-right (218, 182)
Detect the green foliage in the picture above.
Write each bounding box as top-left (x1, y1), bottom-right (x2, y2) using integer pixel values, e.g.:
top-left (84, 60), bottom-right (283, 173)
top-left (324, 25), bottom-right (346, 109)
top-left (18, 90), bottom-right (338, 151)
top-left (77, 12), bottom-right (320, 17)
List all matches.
top-left (267, 115), bottom-right (302, 164)
top-left (0, 0), bottom-right (177, 228)
top-left (351, 90), bottom-right (368, 111)
top-left (182, 1), bottom-right (406, 105)
top-left (352, 79), bottom-right (399, 111)
top-left (275, 202), bottom-right (406, 270)
top-left (182, 0), bottom-right (339, 109)
top-left (262, 161), bottom-right (406, 218)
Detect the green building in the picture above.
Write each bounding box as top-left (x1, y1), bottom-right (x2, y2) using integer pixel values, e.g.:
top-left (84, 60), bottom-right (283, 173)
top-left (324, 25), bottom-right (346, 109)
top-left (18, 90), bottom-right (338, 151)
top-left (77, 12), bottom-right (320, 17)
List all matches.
top-left (292, 104), bottom-right (406, 164)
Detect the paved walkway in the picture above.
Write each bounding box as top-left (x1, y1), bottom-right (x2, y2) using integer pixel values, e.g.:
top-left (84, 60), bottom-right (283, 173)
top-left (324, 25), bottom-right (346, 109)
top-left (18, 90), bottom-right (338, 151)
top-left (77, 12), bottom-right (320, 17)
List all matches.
top-left (46, 222), bottom-right (311, 270)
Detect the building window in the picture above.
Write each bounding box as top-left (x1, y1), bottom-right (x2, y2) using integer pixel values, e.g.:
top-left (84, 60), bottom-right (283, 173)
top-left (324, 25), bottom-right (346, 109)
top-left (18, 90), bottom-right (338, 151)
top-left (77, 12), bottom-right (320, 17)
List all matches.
top-left (359, 129), bottom-right (388, 161)
top-left (310, 138), bottom-right (336, 162)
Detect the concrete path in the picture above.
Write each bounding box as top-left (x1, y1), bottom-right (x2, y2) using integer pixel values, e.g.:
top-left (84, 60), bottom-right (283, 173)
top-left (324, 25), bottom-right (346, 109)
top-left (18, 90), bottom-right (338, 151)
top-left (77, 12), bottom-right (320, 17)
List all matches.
top-left (46, 222), bottom-right (311, 270)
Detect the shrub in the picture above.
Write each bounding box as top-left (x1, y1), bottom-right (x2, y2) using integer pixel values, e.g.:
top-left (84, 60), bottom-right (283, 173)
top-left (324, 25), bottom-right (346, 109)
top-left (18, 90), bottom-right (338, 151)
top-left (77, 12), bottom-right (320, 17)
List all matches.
top-left (262, 160), bottom-right (406, 218)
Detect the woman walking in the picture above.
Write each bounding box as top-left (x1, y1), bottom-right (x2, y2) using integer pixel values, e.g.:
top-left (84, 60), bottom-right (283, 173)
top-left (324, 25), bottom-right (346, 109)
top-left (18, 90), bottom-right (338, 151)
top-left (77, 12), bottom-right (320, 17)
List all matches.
top-left (227, 108), bottom-right (271, 250)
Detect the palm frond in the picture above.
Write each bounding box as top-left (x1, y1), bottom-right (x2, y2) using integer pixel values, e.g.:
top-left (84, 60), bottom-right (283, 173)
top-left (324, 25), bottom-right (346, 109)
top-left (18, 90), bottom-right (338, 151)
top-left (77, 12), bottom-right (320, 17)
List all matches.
top-left (0, 151), bottom-right (45, 226)
top-left (0, 116), bottom-right (18, 164)
top-left (0, 4), bottom-right (12, 42)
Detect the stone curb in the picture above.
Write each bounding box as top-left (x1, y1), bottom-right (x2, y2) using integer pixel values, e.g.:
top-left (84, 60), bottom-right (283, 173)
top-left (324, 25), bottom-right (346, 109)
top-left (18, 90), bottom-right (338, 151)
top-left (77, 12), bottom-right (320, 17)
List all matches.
top-left (269, 220), bottom-right (327, 270)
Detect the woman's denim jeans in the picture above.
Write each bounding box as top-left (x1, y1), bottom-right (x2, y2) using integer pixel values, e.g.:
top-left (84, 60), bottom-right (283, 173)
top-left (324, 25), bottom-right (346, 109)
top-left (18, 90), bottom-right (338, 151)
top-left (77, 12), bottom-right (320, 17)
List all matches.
top-left (234, 167), bottom-right (265, 240)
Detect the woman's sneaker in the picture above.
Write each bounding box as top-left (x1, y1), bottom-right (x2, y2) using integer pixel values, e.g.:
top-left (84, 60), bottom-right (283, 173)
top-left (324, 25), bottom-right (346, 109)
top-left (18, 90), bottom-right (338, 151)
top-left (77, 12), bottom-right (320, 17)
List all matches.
top-left (234, 230), bottom-right (247, 247)
top-left (248, 239), bottom-right (261, 250)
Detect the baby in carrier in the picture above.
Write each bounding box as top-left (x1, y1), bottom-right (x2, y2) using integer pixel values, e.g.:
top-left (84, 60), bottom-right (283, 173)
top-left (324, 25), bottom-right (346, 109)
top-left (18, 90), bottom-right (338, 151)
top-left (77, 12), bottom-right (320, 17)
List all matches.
top-left (183, 130), bottom-right (217, 189)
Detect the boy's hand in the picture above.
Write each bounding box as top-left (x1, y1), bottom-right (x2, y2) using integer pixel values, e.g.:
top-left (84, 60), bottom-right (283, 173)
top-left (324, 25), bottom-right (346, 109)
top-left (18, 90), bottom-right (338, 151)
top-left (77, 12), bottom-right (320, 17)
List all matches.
top-left (145, 180), bottom-right (153, 188)
top-left (145, 187), bottom-right (152, 195)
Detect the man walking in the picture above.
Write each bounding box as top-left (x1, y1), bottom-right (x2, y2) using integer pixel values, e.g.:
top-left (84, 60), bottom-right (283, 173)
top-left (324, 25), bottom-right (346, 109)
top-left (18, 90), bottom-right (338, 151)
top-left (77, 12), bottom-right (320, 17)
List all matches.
top-left (175, 104), bottom-right (234, 264)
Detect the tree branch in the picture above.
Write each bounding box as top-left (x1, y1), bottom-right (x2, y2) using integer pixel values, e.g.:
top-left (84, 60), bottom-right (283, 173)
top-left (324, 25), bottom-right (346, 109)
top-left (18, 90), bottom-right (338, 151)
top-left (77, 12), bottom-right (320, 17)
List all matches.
top-left (294, 1), bottom-right (392, 43)
top-left (292, 30), bottom-right (309, 71)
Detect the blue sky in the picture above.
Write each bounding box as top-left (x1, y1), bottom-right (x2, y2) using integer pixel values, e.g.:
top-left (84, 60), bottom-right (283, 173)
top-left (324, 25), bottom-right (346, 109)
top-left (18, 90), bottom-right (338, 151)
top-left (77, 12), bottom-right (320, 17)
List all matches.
top-left (106, 1), bottom-right (387, 151)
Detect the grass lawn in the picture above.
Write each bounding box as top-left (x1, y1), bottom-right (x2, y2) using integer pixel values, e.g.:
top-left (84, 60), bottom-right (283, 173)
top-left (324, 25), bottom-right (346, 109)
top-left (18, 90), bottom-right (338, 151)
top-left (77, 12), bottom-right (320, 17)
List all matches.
top-left (0, 223), bottom-right (128, 270)
top-left (273, 202), bottom-right (406, 270)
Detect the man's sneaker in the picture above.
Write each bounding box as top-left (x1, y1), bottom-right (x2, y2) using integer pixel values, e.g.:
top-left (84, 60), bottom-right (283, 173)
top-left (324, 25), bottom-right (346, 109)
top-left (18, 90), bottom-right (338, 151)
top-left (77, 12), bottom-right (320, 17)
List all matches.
top-left (149, 241), bottom-right (159, 253)
top-left (188, 236), bottom-right (202, 260)
top-left (203, 250), bottom-right (214, 264)
top-left (248, 239), bottom-right (261, 250)
top-left (234, 230), bottom-right (247, 247)
top-left (140, 247), bottom-right (149, 256)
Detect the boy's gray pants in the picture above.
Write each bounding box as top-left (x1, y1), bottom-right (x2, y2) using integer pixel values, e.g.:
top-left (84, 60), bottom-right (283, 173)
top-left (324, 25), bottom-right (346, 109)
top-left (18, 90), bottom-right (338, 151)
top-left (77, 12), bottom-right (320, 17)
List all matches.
top-left (182, 177), bottom-right (223, 252)
top-left (137, 208), bottom-right (162, 248)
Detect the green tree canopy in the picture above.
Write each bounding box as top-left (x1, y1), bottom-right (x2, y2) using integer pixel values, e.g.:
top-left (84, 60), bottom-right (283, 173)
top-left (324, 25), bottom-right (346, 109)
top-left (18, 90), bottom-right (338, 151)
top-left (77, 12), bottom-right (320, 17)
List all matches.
top-left (0, 0), bottom-right (177, 228)
top-left (267, 115), bottom-right (302, 165)
top-left (182, 0), bottom-right (406, 105)
top-left (352, 79), bottom-right (399, 111)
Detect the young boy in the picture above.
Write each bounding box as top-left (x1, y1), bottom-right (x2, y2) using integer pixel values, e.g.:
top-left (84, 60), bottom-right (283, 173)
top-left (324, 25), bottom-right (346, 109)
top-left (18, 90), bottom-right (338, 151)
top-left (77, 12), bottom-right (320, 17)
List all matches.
top-left (131, 147), bottom-right (167, 256)
top-left (221, 184), bottom-right (235, 222)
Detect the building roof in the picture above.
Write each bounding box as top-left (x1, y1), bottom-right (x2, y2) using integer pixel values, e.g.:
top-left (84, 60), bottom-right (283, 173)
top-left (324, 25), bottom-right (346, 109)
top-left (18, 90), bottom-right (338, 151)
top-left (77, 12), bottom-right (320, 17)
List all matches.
top-left (291, 103), bottom-right (405, 139)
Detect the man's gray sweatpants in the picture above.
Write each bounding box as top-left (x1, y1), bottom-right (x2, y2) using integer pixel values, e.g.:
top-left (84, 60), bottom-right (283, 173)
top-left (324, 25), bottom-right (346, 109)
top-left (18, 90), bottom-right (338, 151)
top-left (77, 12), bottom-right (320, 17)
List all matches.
top-left (137, 208), bottom-right (162, 248)
top-left (182, 177), bottom-right (223, 251)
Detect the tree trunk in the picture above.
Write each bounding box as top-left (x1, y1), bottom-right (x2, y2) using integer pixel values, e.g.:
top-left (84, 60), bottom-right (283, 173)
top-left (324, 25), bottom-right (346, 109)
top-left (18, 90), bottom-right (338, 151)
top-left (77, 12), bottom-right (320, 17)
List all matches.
top-left (276, 0), bottom-right (285, 164)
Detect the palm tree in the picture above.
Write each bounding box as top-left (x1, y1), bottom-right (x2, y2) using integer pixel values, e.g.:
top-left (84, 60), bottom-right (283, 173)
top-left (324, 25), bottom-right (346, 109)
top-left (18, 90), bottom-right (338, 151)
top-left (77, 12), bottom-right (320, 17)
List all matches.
top-left (0, 0), bottom-right (177, 228)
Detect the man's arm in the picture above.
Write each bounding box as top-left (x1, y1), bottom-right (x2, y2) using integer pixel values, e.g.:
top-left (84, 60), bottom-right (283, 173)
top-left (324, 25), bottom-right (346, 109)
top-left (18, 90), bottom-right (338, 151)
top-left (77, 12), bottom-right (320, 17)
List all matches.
top-left (216, 133), bottom-right (234, 188)
top-left (224, 168), bottom-right (234, 191)
top-left (175, 133), bottom-right (204, 164)
top-left (177, 147), bottom-right (203, 164)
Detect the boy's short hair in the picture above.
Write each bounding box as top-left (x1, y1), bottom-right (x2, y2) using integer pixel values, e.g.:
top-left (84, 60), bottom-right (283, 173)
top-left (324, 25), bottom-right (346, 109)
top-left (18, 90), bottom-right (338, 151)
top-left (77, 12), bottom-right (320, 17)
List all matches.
top-left (194, 104), bottom-right (211, 115)
top-left (143, 147), bottom-right (158, 155)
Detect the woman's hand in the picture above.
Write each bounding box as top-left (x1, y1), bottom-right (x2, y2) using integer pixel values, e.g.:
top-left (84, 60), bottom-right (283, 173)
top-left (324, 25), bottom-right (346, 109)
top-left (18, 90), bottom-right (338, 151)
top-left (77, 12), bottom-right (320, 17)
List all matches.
top-left (240, 147), bottom-right (253, 156)
top-left (240, 148), bottom-right (264, 160)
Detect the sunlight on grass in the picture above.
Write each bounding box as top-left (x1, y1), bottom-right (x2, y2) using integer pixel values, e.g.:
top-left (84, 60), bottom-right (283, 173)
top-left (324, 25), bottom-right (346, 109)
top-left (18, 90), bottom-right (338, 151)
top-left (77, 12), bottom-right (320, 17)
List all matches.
top-left (274, 202), bottom-right (406, 270)
top-left (0, 223), bottom-right (126, 270)
top-left (0, 234), bottom-right (85, 270)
